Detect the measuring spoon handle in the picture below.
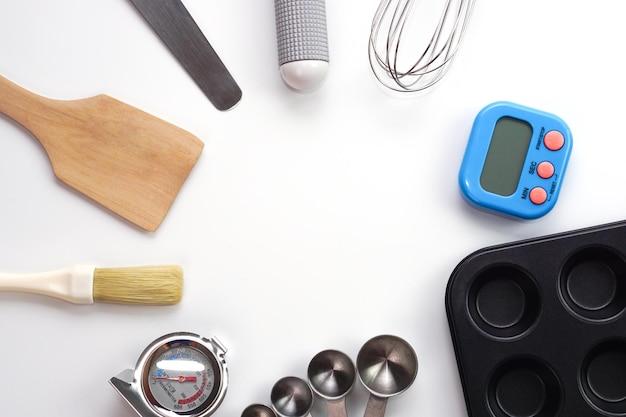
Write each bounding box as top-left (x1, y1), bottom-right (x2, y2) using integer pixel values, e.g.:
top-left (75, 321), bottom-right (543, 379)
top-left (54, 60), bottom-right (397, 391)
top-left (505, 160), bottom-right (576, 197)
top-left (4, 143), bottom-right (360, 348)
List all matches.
top-left (362, 395), bottom-right (387, 417)
top-left (327, 398), bottom-right (348, 417)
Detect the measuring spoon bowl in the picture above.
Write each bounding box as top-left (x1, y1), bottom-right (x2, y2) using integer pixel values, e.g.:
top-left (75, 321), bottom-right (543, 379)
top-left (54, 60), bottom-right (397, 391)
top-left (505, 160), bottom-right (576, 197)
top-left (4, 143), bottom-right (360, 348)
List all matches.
top-left (271, 376), bottom-right (315, 417)
top-left (242, 404), bottom-right (278, 417)
top-left (356, 335), bottom-right (418, 417)
top-left (307, 349), bottom-right (356, 417)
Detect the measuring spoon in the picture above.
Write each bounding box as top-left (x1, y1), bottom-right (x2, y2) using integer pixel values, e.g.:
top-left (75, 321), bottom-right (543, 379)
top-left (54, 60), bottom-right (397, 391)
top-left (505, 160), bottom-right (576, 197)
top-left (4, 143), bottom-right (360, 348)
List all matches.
top-left (271, 376), bottom-right (315, 417)
top-left (242, 404), bottom-right (278, 417)
top-left (356, 335), bottom-right (418, 417)
top-left (307, 349), bottom-right (356, 417)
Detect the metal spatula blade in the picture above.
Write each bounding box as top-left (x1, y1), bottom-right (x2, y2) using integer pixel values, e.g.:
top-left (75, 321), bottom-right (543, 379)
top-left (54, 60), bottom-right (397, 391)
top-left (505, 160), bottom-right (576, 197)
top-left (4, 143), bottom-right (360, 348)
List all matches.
top-left (129, 0), bottom-right (242, 111)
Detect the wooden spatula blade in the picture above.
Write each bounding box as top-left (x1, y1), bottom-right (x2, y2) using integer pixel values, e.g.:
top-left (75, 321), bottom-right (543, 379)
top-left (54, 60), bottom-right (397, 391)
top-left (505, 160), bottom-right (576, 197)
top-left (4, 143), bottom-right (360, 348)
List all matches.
top-left (0, 76), bottom-right (204, 231)
top-left (52, 96), bottom-right (204, 231)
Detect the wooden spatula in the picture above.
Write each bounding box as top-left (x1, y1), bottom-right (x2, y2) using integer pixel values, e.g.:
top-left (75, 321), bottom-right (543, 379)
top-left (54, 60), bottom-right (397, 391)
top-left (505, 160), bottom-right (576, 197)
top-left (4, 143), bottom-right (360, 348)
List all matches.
top-left (0, 75), bottom-right (204, 232)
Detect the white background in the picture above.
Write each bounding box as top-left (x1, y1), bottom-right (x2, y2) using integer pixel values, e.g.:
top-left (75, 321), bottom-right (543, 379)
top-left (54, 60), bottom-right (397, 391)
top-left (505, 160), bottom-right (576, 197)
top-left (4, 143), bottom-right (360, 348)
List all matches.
top-left (1, 1), bottom-right (625, 416)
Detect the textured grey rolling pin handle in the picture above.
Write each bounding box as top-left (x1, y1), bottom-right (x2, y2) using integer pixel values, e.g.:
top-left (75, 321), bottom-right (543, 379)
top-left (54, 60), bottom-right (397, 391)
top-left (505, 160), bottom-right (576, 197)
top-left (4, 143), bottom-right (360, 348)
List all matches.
top-left (274, 0), bottom-right (329, 92)
top-left (274, 0), bottom-right (329, 65)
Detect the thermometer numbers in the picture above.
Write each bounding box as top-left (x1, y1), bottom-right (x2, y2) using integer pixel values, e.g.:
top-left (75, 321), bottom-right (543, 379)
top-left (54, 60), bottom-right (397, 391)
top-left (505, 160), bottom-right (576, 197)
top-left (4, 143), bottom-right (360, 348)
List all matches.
top-left (146, 344), bottom-right (217, 413)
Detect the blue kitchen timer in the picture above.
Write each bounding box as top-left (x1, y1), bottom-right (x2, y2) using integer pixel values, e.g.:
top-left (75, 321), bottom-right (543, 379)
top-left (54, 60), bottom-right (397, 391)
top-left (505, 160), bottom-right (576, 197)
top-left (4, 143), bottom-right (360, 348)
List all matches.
top-left (459, 101), bottom-right (573, 219)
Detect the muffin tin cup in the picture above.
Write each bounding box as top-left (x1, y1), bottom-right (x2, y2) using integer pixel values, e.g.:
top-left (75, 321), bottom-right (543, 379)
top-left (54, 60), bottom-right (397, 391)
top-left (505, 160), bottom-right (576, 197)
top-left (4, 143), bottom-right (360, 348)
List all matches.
top-left (487, 356), bottom-right (562, 417)
top-left (581, 339), bottom-right (626, 415)
top-left (560, 247), bottom-right (626, 322)
top-left (467, 264), bottom-right (541, 340)
top-left (446, 220), bottom-right (626, 417)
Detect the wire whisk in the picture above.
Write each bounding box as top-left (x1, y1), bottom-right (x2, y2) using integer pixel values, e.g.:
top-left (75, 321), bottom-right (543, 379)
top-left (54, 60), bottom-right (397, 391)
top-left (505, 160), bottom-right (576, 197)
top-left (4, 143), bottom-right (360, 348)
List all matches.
top-left (368, 0), bottom-right (475, 94)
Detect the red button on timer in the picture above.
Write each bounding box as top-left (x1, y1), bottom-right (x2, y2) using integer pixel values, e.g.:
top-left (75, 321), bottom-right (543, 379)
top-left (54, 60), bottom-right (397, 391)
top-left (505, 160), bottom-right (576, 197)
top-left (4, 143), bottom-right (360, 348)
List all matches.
top-left (537, 161), bottom-right (555, 179)
top-left (529, 187), bottom-right (547, 205)
top-left (544, 130), bottom-right (564, 151)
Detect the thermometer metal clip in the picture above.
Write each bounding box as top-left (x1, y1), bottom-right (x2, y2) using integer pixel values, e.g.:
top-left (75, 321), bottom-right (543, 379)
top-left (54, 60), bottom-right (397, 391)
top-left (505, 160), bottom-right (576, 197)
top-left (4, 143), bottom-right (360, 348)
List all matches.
top-left (110, 332), bottom-right (228, 417)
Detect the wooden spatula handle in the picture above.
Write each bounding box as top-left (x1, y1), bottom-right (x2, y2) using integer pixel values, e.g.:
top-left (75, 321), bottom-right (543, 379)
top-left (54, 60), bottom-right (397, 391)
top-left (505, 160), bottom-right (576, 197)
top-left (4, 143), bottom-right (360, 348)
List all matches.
top-left (0, 75), bottom-right (91, 158)
top-left (0, 76), bottom-right (57, 134)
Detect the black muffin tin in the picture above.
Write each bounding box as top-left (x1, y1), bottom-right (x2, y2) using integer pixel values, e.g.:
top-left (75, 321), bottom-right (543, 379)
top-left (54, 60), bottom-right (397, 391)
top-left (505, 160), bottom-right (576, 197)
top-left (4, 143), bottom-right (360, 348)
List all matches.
top-left (446, 220), bottom-right (626, 417)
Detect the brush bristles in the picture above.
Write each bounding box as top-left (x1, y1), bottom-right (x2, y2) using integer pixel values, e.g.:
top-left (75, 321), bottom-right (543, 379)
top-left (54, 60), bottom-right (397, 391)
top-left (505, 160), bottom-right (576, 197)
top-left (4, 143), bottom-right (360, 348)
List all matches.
top-left (92, 265), bottom-right (183, 305)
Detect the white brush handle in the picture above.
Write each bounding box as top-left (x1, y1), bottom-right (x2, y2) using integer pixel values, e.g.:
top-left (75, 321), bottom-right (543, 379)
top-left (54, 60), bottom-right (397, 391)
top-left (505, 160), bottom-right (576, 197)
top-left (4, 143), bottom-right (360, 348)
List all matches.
top-left (0, 265), bottom-right (95, 304)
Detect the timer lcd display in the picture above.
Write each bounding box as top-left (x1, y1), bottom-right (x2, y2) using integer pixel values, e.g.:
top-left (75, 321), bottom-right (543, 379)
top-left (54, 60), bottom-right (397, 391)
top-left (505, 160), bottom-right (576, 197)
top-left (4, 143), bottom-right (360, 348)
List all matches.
top-left (479, 117), bottom-right (533, 196)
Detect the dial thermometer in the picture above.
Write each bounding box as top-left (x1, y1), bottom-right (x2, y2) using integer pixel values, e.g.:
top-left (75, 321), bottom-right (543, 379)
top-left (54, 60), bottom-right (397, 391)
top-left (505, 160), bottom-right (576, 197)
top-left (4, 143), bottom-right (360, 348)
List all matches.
top-left (110, 332), bottom-right (228, 417)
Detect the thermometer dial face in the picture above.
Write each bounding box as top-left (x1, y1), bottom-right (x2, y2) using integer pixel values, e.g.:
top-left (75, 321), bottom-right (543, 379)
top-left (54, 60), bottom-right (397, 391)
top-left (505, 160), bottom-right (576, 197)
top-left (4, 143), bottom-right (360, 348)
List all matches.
top-left (142, 339), bottom-right (223, 415)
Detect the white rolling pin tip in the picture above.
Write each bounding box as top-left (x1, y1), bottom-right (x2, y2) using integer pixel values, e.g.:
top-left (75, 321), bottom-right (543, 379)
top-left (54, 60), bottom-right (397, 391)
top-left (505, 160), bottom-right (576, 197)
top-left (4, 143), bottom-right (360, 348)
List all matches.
top-left (279, 60), bottom-right (329, 93)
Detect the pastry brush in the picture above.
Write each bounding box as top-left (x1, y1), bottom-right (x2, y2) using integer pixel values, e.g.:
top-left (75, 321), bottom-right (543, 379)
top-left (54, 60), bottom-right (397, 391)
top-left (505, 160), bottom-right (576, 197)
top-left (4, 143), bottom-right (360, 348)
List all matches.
top-left (0, 265), bottom-right (183, 305)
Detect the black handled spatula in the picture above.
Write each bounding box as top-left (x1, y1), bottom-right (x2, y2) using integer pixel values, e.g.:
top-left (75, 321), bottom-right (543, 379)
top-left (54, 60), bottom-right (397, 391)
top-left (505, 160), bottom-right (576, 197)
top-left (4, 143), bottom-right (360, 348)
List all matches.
top-left (129, 0), bottom-right (242, 111)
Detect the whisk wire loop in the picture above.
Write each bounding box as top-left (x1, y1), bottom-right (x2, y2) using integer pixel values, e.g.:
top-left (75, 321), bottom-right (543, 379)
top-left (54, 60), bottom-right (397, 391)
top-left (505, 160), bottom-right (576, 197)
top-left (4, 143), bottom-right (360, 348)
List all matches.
top-left (369, 0), bottom-right (476, 93)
